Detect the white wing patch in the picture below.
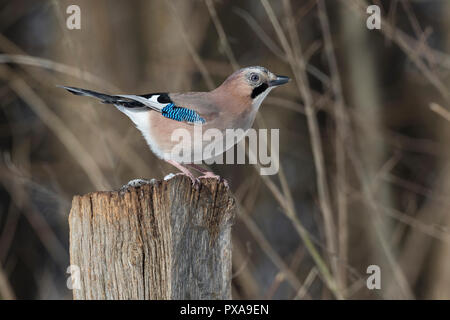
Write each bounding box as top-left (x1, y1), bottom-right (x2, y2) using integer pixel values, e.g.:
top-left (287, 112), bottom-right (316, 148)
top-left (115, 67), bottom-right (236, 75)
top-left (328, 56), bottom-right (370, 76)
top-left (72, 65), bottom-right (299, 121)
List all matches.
top-left (147, 95), bottom-right (162, 104)
top-left (116, 94), bottom-right (169, 112)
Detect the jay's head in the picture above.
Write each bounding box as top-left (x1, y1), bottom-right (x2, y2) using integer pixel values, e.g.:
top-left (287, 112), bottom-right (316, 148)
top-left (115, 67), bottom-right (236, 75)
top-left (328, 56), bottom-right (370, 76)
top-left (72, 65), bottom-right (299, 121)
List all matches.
top-left (216, 66), bottom-right (290, 109)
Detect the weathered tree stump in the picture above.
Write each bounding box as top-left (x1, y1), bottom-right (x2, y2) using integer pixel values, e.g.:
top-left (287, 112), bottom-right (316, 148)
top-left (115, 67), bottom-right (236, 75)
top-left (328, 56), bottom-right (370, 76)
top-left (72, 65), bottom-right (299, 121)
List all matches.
top-left (68, 175), bottom-right (235, 300)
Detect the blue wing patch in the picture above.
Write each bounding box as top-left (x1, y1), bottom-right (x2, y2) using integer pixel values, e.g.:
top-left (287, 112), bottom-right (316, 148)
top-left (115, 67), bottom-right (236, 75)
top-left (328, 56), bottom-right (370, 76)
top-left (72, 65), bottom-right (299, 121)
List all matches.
top-left (161, 103), bottom-right (205, 124)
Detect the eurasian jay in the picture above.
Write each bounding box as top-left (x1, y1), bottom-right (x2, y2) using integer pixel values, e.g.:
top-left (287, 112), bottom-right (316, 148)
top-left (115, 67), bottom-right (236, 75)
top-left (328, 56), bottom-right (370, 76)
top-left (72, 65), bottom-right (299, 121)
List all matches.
top-left (60, 66), bottom-right (289, 184)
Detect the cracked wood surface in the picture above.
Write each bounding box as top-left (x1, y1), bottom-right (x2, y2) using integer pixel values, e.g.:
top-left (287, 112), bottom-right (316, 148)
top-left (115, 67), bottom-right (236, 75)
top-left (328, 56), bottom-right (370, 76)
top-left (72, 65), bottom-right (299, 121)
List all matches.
top-left (69, 176), bottom-right (235, 300)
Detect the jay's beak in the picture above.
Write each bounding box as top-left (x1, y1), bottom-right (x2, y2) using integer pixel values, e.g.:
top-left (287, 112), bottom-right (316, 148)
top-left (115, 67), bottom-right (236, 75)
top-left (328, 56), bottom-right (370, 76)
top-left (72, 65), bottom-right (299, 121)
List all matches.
top-left (269, 75), bottom-right (290, 87)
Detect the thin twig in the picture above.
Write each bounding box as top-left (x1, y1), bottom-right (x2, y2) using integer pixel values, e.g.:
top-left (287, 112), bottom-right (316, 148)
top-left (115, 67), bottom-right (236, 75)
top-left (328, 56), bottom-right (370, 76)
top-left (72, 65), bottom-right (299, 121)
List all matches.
top-left (317, 0), bottom-right (349, 293)
top-left (0, 263), bottom-right (15, 300)
top-left (430, 103), bottom-right (450, 122)
top-left (262, 0), bottom-right (339, 296)
top-left (344, 0), bottom-right (449, 101)
top-left (205, 0), bottom-right (240, 71)
top-left (167, 0), bottom-right (215, 90)
top-left (0, 65), bottom-right (110, 190)
top-left (237, 205), bottom-right (305, 293)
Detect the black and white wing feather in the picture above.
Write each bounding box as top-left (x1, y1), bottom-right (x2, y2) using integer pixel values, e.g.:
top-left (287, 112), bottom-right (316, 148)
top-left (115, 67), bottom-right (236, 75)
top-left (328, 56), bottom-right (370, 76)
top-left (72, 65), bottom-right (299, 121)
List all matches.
top-left (59, 86), bottom-right (205, 124)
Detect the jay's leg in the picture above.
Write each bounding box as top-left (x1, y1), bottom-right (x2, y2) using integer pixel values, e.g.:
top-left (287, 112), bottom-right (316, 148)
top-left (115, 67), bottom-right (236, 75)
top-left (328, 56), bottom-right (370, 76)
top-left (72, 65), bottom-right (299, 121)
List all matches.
top-left (165, 160), bottom-right (196, 184)
top-left (186, 163), bottom-right (215, 175)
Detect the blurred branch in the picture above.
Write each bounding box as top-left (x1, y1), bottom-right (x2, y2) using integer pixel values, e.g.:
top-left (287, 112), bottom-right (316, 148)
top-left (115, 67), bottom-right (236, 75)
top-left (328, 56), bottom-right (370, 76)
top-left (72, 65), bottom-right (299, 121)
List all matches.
top-left (346, 141), bottom-right (414, 298)
top-left (0, 33), bottom-right (119, 92)
top-left (317, 0), bottom-right (349, 292)
top-left (233, 7), bottom-right (287, 60)
top-left (0, 203), bottom-right (20, 262)
top-left (0, 54), bottom-right (117, 90)
top-left (294, 267), bottom-right (318, 300)
top-left (0, 65), bottom-right (111, 190)
top-left (251, 114), bottom-right (343, 298)
top-left (0, 165), bottom-right (68, 268)
top-left (430, 102), bottom-right (450, 122)
top-left (167, 0), bottom-right (215, 90)
top-left (205, 0), bottom-right (239, 71)
top-left (343, 0), bottom-right (450, 101)
top-left (233, 7), bottom-right (331, 88)
top-left (237, 204), bottom-right (306, 295)
top-left (0, 264), bottom-right (15, 300)
top-left (261, 0), bottom-right (339, 296)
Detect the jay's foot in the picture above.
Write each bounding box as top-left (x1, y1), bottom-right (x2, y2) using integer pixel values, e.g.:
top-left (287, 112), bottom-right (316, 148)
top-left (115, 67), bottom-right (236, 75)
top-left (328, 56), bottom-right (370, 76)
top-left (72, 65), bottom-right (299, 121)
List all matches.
top-left (197, 172), bottom-right (229, 188)
top-left (165, 160), bottom-right (197, 186)
top-left (165, 161), bottom-right (228, 187)
top-left (186, 163), bottom-right (228, 187)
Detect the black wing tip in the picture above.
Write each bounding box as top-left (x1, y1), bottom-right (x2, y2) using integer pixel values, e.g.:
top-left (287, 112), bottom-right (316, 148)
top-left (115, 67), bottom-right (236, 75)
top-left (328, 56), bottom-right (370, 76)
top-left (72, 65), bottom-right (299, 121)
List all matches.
top-left (56, 85), bottom-right (76, 91)
top-left (57, 85), bottom-right (85, 96)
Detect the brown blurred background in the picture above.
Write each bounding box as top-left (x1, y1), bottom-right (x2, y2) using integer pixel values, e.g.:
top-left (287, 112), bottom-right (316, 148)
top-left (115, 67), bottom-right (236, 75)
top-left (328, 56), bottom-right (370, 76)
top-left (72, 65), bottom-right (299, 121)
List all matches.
top-left (0, 0), bottom-right (450, 299)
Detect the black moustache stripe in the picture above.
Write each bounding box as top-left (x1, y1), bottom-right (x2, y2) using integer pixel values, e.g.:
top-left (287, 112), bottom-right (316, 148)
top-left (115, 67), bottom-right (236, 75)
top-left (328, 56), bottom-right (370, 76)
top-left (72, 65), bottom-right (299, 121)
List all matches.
top-left (251, 83), bottom-right (269, 99)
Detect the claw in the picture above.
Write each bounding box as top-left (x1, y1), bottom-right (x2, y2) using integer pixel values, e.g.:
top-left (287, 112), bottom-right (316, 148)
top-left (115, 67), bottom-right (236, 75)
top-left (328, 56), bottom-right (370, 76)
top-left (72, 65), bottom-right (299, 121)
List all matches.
top-left (185, 163), bottom-right (228, 187)
top-left (165, 160), bottom-right (198, 187)
top-left (197, 174), bottom-right (229, 188)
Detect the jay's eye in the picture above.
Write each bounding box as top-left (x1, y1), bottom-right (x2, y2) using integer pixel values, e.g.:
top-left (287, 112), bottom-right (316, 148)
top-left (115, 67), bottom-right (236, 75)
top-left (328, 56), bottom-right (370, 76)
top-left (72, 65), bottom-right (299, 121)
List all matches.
top-left (250, 73), bottom-right (260, 82)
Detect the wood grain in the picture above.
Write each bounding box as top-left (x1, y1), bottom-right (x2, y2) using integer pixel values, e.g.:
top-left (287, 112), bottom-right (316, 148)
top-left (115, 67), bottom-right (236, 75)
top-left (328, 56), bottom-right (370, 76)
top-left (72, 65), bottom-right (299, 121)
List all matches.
top-left (69, 176), bottom-right (235, 300)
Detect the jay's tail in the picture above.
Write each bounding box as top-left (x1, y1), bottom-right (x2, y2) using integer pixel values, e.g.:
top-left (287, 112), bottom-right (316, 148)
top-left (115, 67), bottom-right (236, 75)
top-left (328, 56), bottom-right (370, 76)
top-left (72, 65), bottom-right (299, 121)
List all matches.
top-left (58, 86), bottom-right (144, 108)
